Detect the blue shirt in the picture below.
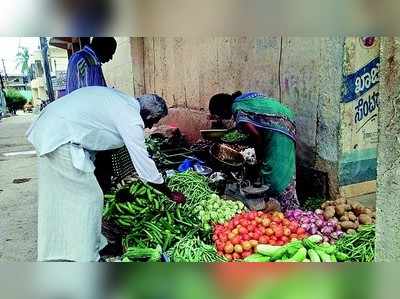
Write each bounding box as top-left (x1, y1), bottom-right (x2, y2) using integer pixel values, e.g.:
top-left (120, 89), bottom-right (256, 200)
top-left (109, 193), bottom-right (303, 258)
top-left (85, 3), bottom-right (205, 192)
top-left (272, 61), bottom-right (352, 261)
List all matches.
top-left (66, 46), bottom-right (106, 94)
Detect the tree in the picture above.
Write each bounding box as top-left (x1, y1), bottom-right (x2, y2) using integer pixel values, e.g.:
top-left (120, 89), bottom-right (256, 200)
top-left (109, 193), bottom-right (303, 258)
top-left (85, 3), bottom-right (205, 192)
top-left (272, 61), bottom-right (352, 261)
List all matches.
top-left (4, 88), bottom-right (27, 115)
top-left (15, 47), bottom-right (31, 77)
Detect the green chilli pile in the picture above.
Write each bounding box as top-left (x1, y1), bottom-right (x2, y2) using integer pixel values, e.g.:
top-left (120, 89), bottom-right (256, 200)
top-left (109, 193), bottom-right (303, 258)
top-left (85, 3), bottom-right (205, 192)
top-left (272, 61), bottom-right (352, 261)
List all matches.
top-left (193, 194), bottom-right (246, 231)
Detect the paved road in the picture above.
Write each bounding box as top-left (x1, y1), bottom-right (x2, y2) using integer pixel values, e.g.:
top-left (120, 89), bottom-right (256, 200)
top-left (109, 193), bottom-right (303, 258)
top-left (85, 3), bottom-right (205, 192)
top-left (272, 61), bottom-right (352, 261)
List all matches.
top-left (0, 113), bottom-right (37, 261)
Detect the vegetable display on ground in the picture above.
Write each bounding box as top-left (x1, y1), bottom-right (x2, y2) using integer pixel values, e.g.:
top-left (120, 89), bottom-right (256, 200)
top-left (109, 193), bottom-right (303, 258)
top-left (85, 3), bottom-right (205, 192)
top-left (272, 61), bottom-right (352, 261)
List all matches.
top-left (213, 211), bottom-right (308, 261)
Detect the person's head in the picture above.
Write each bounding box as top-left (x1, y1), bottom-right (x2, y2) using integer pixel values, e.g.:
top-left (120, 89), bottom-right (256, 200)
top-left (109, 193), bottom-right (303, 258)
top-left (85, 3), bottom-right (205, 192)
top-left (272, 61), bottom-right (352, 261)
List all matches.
top-left (90, 37), bottom-right (117, 63)
top-left (137, 94), bottom-right (168, 129)
top-left (209, 91), bottom-right (242, 120)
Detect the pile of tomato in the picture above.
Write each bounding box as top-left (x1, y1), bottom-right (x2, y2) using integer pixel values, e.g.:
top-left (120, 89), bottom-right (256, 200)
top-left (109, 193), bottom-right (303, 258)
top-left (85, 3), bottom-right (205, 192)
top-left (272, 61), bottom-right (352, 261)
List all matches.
top-left (213, 211), bottom-right (308, 261)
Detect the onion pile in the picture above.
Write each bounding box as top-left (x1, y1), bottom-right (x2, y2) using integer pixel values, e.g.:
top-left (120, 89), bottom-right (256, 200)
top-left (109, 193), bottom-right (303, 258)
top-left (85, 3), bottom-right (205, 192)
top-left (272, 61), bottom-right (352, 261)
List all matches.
top-left (285, 209), bottom-right (344, 244)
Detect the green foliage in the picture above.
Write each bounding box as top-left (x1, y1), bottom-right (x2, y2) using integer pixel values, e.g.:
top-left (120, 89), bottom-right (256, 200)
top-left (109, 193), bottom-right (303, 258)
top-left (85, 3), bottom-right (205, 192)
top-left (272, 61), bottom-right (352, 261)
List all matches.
top-left (16, 47), bottom-right (30, 76)
top-left (5, 88), bottom-right (27, 110)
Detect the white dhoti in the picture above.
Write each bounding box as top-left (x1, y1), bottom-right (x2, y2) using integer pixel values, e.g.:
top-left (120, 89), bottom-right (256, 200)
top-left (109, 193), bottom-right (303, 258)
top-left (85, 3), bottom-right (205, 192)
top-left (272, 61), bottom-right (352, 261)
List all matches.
top-left (37, 143), bottom-right (108, 262)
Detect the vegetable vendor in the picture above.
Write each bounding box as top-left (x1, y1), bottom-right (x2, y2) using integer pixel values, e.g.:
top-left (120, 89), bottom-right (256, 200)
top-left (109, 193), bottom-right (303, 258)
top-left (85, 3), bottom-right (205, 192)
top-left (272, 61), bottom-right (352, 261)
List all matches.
top-left (27, 86), bottom-right (185, 262)
top-left (209, 91), bottom-right (299, 211)
top-left (66, 37), bottom-right (118, 194)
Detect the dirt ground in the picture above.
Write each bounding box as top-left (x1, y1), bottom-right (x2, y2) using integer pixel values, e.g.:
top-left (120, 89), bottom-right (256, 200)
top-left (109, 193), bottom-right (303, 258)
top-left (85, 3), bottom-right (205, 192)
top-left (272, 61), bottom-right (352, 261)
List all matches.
top-left (0, 113), bottom-right (37, 261)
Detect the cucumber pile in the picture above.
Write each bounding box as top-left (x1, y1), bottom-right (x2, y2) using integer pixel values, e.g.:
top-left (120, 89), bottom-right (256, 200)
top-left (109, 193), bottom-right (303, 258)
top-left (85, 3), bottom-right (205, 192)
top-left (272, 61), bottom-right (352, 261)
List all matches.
top-left (245, 235), bottom-right (350, 262)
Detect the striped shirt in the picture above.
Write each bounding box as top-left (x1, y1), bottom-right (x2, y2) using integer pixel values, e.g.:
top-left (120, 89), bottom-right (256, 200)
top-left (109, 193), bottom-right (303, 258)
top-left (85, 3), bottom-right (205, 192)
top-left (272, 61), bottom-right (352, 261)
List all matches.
top-left (66, 46), bottom-right (106, 94)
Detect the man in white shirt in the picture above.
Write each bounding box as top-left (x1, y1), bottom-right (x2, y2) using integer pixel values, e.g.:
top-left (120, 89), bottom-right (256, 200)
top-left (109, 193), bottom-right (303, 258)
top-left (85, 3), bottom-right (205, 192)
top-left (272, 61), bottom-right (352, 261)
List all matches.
top-left (27, 86), bottom-right (185, 262)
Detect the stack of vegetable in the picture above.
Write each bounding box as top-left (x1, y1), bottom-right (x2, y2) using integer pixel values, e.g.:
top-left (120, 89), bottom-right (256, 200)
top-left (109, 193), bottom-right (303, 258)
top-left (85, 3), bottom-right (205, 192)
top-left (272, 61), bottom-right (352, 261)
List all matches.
top-left (336, 224), bottom-right (375, 262)
top-left (245, 235), bottom-right (350, 262)
top-left (104, 180), bottom-right (203, 252)
top-left (222, 130), bottom-right (248, 143)
top-left (213, 211), bottom-right (307, 261)
top-left (320, 198), bottom-right (376, 234)
top-left (167, 171), bottom-right (213, 205)
top-left (193, 194), bottom-right (246, 231)
top-left (285, 209), bottom-right (344, 244)
top-left (167, 235), bottom-right (227, 262)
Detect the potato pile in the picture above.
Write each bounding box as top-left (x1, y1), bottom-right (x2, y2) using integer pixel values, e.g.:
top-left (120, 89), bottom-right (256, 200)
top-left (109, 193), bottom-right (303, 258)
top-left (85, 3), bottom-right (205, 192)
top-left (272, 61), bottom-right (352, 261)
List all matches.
top-left (320, 198), bottom-right (376, 234)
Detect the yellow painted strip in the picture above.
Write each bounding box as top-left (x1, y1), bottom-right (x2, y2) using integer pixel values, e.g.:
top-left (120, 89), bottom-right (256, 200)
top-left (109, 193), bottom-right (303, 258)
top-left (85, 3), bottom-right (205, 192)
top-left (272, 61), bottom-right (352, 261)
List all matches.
top-left (340, 180), bottom-right (377, 198)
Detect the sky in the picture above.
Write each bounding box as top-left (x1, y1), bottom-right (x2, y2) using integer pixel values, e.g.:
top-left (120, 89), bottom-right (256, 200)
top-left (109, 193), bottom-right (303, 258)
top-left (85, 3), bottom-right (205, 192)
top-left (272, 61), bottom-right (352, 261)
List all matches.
top-left (0, 37), bottom-right (40, 76)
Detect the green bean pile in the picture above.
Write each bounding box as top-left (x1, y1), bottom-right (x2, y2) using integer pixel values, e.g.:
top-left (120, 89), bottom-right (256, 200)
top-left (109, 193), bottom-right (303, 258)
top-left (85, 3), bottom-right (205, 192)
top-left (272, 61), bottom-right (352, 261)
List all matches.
top-left (167, 235), bottom-right (227, 262)
top-left (222, 130), bottom-right (248, 143)
top-left (335, 224), bottom-right (375, 262)
top-left (167, 171), bottom-right (213, 205)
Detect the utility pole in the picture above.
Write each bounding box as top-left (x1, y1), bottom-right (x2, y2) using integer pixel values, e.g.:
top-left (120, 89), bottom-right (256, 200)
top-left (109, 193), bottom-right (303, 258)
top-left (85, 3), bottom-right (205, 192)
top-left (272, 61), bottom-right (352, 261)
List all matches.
top-left (0, 73), bottom-right (4, 90)
top-left (1, 58), bottom-right (8, 87)
top-left (39, 37), bottom-right (55, 102)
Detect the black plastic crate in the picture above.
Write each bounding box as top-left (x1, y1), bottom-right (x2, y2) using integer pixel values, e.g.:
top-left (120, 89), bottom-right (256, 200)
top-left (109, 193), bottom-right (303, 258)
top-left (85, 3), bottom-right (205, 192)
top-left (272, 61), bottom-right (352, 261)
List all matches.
top-left (111, 147), bottom-right (135, 182)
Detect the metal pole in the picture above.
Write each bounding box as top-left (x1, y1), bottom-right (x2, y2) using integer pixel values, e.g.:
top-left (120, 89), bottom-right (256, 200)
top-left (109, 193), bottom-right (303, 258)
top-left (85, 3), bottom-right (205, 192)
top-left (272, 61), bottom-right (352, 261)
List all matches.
top-left (39, 37), bottom-right (55, 102)
top-left (1, 59), bottom-right (8, 86)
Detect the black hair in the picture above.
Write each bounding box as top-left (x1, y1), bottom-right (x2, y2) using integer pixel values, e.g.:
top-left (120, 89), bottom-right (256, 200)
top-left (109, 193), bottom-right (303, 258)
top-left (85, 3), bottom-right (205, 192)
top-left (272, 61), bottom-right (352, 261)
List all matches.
top-left (90, 37), bottom-right (117, 49)
top-left (209, 91), bottom-right (242, 119)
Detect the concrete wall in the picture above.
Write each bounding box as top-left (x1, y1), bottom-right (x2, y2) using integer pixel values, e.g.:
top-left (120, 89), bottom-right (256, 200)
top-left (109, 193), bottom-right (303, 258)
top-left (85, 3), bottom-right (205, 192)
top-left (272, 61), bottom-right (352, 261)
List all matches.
top-left (376, 37), bottom-right (400, 261)
top-left (132, 37), bottom-right (344, 198)
top-left (102, 37), bottom-right (135, 95)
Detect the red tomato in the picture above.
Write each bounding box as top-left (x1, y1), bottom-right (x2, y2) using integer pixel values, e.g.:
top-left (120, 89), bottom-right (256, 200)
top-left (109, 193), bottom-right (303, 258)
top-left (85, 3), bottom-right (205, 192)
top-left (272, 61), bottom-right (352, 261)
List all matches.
top-left (273, 212), bottom-right (285, 219)
top-left (217, 251), bottom-right (224, 256)
top-left (255, 217), bottom-right (262, 224)
top-left (242, 234), bottom-right (250, 241)
top-left (249, 240), bottom-right (258, 248)
top-left (227, 222), bottom-right (234, 230)
top-left (247, 225), bottom-right (255, 232)
top-left (281, 236), bottom-right (289, 243)
top-left (232, 228), bottom-right (239, 235)
top-left (259, 236), bottom-right (269, 244)
top-left (258, 227), bottom-right (266, 234)
top-left (290, 233), bottom-right (298, 239)
top-left (289, 222), bottom-right (298, 232)
top-left (242, 241), bottom-right (252, 251)
top-left (233, 219), bottom-right (240, 227)
top-left (239, 227), bottom-right (248, 235)
top-left (216, 240), bottom-right (225, 252)
top-left (232, 252), bottom-right (241, 260)
top-left (265, 228), bottom-right (274, 236)
top-left (228, 232), bottom-right (235, 240)
top-left (252, 232), bottom-right (261, 240)
top-left (272, 216), bottom-right (282, 223)
top-left (242, 250), bottom-right (252, 259)
top-left (277, 240), bottom-right (284, 246)
top-left (262, 218), bottom-right (271, 227)
top-left (224, 254), bottom-right (233, 261)
top-left (268, 239), bottom-right (277, 245)
top-left (224, 242), bottom-right (234, 254)
top-left (270, 235), bottom-right (277, 241)
top-left (251, 220), bottom-right (257, 226)
top-left (273, 227), bottom-right (283, 238)
top-left (212, 234), bottom-right (218, 241)
top-left (219, 234), bottom-right (228, 243)
top-left (232, 235), bottom-right (241, 245)
top-left (239, 219), bottom-right (250, 227)
top-left (297, 228), bottom-right (306, 235)
top-left (257, 211), bottom-right (264, 216)
top-left (282, 219), bottom-right (290, 226)
top-left (270, 221), bottom-right (278, 228)
top-left (248, 232), bottom-right (255, 239)
top-left (234, 244), bottom-right (243, 253)
top-left (283, 228), bottom-right (291, 237)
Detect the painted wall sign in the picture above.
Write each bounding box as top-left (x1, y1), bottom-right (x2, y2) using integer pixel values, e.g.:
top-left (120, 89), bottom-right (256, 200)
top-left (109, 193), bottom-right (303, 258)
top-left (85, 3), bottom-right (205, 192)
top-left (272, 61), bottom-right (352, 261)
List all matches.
top-left (339, 37), bottom-right (380, 197)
